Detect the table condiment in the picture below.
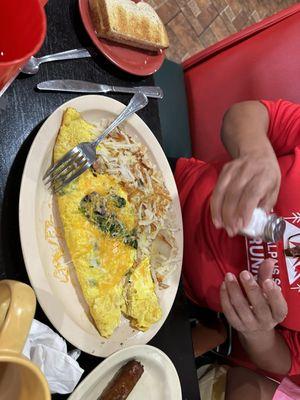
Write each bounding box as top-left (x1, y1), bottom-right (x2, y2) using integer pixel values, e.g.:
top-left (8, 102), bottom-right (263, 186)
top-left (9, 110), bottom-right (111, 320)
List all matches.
top-left (240, 207), bottom-right (286, 242)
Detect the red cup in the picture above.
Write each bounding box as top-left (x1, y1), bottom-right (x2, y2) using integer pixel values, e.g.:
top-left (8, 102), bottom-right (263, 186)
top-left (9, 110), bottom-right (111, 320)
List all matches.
top-left (0, 0), bottom-right (47, 96)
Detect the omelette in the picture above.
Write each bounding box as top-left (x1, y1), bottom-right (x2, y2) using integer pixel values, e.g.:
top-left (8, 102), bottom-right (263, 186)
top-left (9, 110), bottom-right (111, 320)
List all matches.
top-left (54, 108), bottom-right (162, 337)
top-left (123, 258), bottom-right (162, 331)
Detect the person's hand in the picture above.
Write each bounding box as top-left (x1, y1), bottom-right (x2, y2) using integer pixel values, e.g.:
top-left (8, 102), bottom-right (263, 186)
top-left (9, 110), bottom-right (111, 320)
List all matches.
top-left (220, 260), bottom-right (287, 337)
top-left (210, 152), bottom-right (281, 236)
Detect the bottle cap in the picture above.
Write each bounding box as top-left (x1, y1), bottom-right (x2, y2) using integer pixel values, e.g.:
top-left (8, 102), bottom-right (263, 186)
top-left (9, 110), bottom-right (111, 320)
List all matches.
top-left (265, 216), bottom-right (286, 242)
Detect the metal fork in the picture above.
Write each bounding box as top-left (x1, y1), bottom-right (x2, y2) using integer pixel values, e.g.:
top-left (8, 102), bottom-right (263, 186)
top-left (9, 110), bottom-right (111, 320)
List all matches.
top-left (43, 92), bottom-right (148, 192)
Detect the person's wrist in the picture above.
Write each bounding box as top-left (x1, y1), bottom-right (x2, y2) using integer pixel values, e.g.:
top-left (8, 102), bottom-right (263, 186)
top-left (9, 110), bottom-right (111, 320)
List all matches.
top-left (238, 142), bottom-right (275, 160)
top-left (239, 328), bottom-right (275, 344)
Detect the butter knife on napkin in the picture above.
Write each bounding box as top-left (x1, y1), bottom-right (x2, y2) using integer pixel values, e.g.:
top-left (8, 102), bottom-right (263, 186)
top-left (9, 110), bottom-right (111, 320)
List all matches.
top-left (37, 80), bottom-right (164, 99)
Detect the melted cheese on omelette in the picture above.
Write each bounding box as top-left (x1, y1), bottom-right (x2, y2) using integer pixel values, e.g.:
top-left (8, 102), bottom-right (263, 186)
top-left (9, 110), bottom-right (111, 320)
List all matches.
top-left (54, 108), bottom-right (161, 337)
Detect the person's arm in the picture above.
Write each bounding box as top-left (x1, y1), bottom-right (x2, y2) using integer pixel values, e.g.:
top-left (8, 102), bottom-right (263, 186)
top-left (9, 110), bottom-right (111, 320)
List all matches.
top-left (226, 367), bottom-right (278, 400)
top-left (221, 101), bottom-right (272, 158)
top-left (238, 329), bottom-right (291, 375)
top-left (211, 101), bottom-right (281, 236)
top-left (220, 259), bottom-right (291, 375)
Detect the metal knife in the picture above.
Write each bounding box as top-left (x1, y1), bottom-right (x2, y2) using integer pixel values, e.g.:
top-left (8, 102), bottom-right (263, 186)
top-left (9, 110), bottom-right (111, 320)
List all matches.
top-left (37, 80), bottom-right (164, 99)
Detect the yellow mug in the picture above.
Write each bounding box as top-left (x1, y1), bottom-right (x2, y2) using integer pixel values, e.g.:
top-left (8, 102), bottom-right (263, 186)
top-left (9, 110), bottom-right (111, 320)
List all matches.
top-left (0, 280), bottom-right (51, 400)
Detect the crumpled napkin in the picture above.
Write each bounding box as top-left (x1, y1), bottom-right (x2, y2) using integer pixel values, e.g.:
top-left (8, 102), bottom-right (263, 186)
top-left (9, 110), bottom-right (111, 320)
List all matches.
top-left (23, 319), bottom-right (84, 394)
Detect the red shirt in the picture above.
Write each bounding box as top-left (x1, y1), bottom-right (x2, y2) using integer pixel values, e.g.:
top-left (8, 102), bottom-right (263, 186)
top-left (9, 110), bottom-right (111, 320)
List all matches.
top-left (175, 99), bottom-right (300, 378)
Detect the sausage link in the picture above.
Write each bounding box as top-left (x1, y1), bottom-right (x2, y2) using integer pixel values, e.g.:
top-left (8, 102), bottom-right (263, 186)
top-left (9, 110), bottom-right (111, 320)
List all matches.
top-left (99, 360), bottom-right (144, 400)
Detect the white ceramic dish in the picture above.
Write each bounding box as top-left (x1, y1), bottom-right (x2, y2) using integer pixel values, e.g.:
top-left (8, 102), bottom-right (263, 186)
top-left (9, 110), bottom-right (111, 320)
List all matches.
top-left (68, 345), bottom-right (182, 400)
top-left (19, 95), bottom-right (183, 357)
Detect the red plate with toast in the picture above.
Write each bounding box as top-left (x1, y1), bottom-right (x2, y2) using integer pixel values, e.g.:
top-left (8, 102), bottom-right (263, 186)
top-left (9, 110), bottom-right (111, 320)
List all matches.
top-left (79, 0), bottom-right (166, 76)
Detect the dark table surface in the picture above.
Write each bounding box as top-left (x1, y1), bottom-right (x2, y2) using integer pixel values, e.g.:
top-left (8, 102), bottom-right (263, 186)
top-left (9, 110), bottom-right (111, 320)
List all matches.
top-left (0, 0), bottom-right (200, 399)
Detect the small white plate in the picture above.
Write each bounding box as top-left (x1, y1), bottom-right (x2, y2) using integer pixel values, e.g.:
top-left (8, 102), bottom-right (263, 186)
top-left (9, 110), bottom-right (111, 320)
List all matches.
top-left (68, 345), bottom-right (182, 400)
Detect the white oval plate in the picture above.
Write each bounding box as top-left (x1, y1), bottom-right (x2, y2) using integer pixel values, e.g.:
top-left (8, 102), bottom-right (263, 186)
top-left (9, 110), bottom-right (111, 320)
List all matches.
top-left (19, 95), bottom-right (183, 357)
top-left (68, 345), bottom-right (182, 400)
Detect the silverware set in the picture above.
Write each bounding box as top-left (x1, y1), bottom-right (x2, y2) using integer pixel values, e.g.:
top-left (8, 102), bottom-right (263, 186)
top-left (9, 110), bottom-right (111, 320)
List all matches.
top-left (25, 48), bottom-right (162, 190)
top-left (21, 48), bottom-right (164, 99)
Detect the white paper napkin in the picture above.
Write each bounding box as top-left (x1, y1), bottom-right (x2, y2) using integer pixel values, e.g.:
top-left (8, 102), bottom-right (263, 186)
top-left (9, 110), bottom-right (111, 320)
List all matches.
top-left (23, 319), bottom-right (84, 394)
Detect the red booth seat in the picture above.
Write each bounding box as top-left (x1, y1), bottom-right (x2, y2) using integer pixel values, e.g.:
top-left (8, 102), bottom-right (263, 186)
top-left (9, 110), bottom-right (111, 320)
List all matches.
top-left (182, 4), bottom-right (300, 381)
top-left (183, 4), bottom-right (300, 163)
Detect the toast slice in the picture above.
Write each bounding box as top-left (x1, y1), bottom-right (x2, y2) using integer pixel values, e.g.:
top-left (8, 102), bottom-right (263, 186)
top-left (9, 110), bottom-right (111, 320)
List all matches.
top-left (89, 0), bottom-right (169, 51)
